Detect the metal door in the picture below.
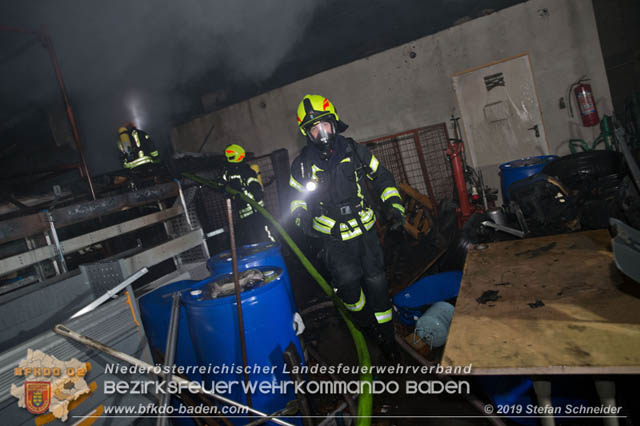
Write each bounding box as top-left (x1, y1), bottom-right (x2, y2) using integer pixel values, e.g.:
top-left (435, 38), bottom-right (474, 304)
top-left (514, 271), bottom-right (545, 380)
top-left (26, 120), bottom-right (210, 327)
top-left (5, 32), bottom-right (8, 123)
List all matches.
top-left (452, 53), bottom-right (550, 170)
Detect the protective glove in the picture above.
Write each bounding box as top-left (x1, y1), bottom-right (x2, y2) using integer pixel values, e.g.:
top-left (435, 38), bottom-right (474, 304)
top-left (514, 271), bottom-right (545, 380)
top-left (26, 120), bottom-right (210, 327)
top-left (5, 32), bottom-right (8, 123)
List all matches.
top-left (387, 203), bottom-right (406, 231)
top-left (295, 212), bottom-right (317, 238)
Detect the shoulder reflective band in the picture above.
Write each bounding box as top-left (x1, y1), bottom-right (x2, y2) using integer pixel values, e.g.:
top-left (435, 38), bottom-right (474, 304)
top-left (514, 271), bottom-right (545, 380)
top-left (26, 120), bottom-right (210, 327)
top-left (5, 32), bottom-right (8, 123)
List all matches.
top-left (340, 157), bottom-right (351, 163)
top-left (344, 289), bottom-right (366, 312)
top-left (290, 200), bottom-right (308, 214)
top-left (132, 130), bottom-right (141, 147)
top-left (289, 175), bottom-right (305, 192)
top-left (369, 155), bottom-right (379, 173)
top-left (381, 187), bottom-right (401, 202)
top-left (311, 164), bottom-right (324, 180)
top-left (247, 177), bottom-right (260, 186)
top-left (375, 309), bottom-right (393, 324)
top-left (392, 203), bottom-right (405, 214)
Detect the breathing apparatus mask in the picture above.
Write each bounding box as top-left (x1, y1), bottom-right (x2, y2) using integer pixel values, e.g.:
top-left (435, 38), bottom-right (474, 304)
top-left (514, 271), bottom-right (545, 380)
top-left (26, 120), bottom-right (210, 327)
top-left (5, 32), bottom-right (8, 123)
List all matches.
top-left (305, 118), bottom-right (336, 154)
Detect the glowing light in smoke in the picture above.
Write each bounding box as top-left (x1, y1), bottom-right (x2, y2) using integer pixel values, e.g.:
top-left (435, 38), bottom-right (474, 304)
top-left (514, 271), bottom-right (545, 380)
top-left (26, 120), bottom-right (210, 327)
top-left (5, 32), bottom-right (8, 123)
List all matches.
top-left (125, 91), bottom-right (146, 129)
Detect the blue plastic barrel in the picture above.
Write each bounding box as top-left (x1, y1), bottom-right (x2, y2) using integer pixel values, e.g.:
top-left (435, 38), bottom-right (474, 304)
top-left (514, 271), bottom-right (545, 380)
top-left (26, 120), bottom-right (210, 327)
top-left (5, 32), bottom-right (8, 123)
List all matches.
top-left (140, 279), bottom-right (203, 379)
top-left (182, 267), bottom-right (303, 425)
top-left (139, 278), bottom-right (215, 426)
top-left (208, 242), bottom-right (296, 311)
top-left (499, 155), bottom-right (558, 202)
top-left (207, 242), bottom-right (286, 272)
top-left (392, 271), bottom-right (462, 326)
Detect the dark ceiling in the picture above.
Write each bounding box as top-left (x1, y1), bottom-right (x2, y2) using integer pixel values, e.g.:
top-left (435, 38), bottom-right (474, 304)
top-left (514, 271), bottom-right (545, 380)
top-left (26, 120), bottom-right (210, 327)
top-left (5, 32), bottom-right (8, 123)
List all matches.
top-left (0, 0), bottom-right (524, 185)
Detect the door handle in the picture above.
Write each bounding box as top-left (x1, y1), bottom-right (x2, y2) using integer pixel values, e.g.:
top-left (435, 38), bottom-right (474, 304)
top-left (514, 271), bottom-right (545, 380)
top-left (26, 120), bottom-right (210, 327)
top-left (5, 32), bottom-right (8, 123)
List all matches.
top-left (527, 124), bottom-right (540, 138)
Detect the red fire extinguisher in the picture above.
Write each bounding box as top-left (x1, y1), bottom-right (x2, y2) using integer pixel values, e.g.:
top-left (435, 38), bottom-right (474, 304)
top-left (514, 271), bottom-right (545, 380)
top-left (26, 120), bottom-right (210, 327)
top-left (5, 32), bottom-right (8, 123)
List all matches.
top-left (574, 82), bottom-right (599, 127)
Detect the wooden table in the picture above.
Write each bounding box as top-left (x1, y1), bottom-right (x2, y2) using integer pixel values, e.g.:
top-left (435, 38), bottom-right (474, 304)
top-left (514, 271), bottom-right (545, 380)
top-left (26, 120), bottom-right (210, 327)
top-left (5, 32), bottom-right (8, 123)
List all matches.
top-left (442, 230), bottom-right (640, 375)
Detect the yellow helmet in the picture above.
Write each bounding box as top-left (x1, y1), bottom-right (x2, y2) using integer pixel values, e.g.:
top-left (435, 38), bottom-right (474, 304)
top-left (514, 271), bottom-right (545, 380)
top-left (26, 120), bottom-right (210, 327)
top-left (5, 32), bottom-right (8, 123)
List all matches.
top-left (225, 144), bottom-right (246, 163)
top-left (296, 94), bottom-right (340, 136)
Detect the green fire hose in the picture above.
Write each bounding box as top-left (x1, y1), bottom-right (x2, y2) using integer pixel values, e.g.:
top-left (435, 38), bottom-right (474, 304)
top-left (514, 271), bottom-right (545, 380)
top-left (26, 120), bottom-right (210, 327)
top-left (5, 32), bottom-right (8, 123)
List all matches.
top-left (182, 172), bottom-right (373, 426)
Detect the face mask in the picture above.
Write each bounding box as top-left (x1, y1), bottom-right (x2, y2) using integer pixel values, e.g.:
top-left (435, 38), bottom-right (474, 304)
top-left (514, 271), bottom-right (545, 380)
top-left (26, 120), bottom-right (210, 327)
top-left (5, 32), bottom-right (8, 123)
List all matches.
top-left (307, 120), bottom-right (335, 151)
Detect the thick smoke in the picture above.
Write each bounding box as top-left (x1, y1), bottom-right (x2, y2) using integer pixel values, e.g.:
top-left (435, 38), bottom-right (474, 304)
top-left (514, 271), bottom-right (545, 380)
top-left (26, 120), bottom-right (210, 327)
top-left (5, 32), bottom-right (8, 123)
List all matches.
top-left (1, 0), bottom-right (318, 174)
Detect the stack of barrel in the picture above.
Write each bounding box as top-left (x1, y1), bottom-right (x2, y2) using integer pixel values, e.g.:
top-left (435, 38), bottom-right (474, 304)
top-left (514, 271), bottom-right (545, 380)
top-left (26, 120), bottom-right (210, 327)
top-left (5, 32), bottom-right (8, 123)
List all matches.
top-left (139, 242), bottom-right (303, 425)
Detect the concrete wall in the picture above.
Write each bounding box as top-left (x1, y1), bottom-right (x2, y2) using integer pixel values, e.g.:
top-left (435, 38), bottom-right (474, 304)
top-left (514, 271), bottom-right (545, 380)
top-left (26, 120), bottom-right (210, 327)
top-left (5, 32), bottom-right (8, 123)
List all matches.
top-left (172, 0), bottom-right (612, 188)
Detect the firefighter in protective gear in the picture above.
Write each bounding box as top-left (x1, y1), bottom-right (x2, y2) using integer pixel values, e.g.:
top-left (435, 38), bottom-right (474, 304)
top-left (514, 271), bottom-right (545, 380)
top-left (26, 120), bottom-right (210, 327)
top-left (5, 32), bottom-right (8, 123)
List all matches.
top-left (289, 94), bottom-right (405, 359)
top-left (117, 123), bottom-right (160, 169)
top-left (222, 143), bottom-right (274, 245)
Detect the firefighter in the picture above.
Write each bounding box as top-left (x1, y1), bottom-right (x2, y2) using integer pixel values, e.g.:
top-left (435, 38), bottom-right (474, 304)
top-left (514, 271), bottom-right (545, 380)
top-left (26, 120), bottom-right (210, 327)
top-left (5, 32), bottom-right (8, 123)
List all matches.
top-left (117, 123), bottom-right (160, 169)
top-left (289, 94), bottom-right (405, 361)
top-left (222, 143), bottom-right (274, 245)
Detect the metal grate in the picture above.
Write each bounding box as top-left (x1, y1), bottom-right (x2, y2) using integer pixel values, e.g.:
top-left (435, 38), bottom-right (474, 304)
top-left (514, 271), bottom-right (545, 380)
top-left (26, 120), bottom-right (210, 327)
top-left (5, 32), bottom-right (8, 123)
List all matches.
top-left (361, 123), bottom-right (453, 205)
top-left (166, 184), bottom-right (208, 264)
top-left (416, 124), bottom-right (455, 203)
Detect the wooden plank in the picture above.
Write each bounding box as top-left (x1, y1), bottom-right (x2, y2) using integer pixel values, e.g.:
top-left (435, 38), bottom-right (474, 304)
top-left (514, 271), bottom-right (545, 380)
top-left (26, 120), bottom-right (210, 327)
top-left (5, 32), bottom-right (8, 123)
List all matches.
top-left (0, 206), bottom-right (184, 276)
top-left (441, 230), bottom-right (640, 374)
top-left (61, 205), bottom-right (183, 254)
top-left (121, 229), bottom-right (205, 276)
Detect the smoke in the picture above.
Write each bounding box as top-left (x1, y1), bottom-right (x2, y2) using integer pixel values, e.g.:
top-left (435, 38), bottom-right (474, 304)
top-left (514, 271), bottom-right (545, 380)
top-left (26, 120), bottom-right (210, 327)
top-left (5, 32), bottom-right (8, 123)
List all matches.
top-left (28, 0), bottom-right (317, 94)
top-left (1, 0), bottom-right (319, 174)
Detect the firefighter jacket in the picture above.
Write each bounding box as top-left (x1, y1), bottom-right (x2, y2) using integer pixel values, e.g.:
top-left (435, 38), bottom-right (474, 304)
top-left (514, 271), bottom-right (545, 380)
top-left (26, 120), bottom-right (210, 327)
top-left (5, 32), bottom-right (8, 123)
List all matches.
top-left (289, 135), bottom-right (404, 241)
top-left (222, 163), bottom-right (265, 218)
top-left (118, 127), bottom-right (160, 169)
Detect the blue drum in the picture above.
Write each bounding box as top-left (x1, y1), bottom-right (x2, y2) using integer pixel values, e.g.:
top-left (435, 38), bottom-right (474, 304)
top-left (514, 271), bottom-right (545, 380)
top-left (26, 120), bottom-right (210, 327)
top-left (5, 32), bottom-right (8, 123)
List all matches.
top-left (182, 267), bottom-right (303, 425)
top-left (139, 278), bottom-right (215, 426)
top-left (208, 242), bottom-right (296, 311)
top-left (499, 155), bottom-right (558, 202)
top-left (392, 271), bottom-right (462, 326)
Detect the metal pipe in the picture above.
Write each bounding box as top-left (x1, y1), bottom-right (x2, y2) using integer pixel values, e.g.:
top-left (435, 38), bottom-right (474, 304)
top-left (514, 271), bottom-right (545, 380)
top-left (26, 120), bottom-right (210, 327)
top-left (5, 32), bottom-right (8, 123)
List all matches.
top-left (226, 198), bottom-right (252, 408)
top-left (447, 140), bottom-right (473, 224)
top-left (157, 293), bottom-right (181, 426)
top-left (481, 220), bottom-right (525, 238)
top-left (53, 324), bottom-right (295, 426)
top-left (43, 232), bottom-right (61, 275)
top-left (176, 180), bottom-right (193, 229)
top-left (46, 212), bottom-right (67, 273)
top-left (40, 26), bottom-right (96, 200)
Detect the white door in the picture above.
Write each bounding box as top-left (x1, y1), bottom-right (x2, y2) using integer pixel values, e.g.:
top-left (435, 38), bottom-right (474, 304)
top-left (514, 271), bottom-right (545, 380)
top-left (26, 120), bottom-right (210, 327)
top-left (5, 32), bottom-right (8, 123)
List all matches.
top-left (452, 54), bottom-right (550, 196)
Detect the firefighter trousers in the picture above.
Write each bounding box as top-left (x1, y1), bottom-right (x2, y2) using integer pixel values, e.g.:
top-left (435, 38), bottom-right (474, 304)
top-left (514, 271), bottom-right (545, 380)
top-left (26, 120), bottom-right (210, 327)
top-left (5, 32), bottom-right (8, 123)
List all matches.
top-left (323, 227), bottom-right (394, 344)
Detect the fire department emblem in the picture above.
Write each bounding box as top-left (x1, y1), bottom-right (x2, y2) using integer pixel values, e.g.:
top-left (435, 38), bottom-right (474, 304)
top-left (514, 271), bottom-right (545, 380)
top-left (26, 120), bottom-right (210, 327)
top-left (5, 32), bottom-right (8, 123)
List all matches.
top-left (25, 381), bottom-right (51, 414)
